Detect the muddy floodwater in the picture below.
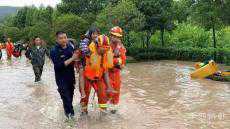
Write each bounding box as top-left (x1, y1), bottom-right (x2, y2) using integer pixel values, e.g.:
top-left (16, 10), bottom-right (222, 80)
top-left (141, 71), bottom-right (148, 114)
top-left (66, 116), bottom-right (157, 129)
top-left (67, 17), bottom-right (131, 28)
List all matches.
top-left (0, 49), bottom-right (229, 129)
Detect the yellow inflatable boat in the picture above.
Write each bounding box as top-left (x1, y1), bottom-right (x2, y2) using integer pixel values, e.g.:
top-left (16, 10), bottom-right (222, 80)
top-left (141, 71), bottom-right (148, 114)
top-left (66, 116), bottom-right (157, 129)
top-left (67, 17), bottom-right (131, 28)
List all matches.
top-left (221, 71), bottom-right (230, 77)
top-left (191, 60), bottom-right (218, 78)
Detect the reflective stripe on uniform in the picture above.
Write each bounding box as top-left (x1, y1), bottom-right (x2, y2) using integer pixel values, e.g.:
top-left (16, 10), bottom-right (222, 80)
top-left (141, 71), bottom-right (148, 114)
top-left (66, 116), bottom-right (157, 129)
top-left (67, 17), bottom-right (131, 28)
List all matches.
top-left (98, 104), bottom-right (107, 108)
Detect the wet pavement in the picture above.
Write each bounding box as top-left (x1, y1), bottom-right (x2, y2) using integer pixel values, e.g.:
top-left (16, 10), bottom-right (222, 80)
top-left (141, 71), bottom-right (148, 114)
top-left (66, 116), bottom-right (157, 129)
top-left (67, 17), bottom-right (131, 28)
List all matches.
top-left (0, 49), bottom-right (229, 129)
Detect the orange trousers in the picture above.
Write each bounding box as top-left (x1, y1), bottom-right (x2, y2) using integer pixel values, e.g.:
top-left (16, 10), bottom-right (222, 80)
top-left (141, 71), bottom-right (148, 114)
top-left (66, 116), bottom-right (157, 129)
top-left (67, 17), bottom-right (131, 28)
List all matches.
top-left (108, 68), bottom-right (121, 105)
top-left (6, 49), bottom-right (13, 59)
top-left (80, 79), bottom-right (108, 112)
top-left (6, 43), bottom-right (14, 59)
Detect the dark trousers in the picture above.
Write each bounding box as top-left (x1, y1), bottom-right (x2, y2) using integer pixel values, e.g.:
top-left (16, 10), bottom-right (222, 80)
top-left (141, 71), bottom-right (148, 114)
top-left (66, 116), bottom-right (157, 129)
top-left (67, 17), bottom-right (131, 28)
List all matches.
top-left (58, 85), bottom-right (75, 117)
top-left (33, 65), bottom-right (43, 82)
top-left (0, 50), bottom-right (2, 60)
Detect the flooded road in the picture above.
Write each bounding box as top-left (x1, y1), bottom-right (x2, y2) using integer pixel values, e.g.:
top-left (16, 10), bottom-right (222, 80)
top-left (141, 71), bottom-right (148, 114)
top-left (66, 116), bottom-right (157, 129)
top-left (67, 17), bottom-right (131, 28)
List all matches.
top-left (0, 49), bottom-right (229, 129)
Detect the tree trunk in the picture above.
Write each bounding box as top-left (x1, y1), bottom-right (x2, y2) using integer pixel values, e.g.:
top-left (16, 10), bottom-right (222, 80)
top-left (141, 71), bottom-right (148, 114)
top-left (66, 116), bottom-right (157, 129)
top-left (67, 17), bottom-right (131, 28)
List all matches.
top-left (212, 24), bottom-right (216, 48)
top-left (160, 28), bottom-right (164, 47)
top-left (146, 31), bottom-right (151, 49)
top-left (212, 19), bottom-right (217, 61)
top-left (142, 34), bottom-right (145, 49)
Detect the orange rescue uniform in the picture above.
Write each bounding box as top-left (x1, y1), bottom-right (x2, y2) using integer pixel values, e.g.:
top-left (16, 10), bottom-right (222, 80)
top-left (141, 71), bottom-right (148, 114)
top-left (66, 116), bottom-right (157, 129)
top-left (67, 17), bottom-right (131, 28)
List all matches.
top-left (6, 42), bottom-right (14, 59)
top-left (80, 38), bottom-right (109, 112)
top-left (108, 42), bottom-right (126, 105)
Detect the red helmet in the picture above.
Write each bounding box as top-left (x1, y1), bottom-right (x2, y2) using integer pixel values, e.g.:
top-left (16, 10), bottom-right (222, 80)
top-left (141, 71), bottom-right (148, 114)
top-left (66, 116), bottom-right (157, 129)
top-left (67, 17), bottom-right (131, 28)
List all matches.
top-left (110, 26), bottom-right (123, 37)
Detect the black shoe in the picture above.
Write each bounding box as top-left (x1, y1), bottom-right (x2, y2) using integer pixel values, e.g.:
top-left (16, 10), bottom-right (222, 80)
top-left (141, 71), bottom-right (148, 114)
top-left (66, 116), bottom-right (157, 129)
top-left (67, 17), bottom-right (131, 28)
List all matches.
top-left (111, 110), bottom-right (117, 114)
top-left (35, 78), bottom-right (40, 82)
top-left (81, 111), bottom-right (88, 116)
top-left (66, 113), bottom-right (75, 120)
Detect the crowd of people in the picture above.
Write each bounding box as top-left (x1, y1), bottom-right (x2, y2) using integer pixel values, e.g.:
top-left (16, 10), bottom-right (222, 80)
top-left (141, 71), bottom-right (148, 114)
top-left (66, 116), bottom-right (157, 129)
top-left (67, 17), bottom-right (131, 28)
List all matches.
top-left (0, 26), bottom-right (127, 121)
top-left (0, 38), bottom-right (25, 60)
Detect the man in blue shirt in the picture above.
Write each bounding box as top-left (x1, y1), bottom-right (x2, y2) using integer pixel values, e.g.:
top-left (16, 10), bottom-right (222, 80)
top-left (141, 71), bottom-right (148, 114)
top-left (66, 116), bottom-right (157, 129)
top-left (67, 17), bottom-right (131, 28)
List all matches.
top-left (50, 31), bottom-right (78, 120)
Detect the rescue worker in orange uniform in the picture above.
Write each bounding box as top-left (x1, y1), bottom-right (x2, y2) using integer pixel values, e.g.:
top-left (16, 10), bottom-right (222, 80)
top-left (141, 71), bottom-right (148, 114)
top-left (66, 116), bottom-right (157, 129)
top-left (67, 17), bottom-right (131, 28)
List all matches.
top-left (5, 38), bottom-right (14, 60)
top-left (80, 34), bottom-right (114, 114)
top-left (108, 26), bottom-right (127, 114)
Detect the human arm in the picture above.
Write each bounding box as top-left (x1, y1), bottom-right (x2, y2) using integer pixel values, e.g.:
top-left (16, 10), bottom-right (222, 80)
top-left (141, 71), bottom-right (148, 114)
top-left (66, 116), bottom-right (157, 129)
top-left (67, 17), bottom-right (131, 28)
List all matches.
top-left (80, 38), bottom-right (91, 57)
top-left (50, 49), bottom-right (78, 70)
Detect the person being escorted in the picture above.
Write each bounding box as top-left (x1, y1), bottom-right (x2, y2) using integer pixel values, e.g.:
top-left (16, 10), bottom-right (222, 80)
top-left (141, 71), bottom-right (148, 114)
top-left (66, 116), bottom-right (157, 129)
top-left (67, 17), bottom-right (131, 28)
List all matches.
top-left (108, 26), bottom-right (127, 114)
top-left (77, 27), bottom-right (102, 100)
top-left (26, 37), bottom-right (49, 82)
top-left (80, 34), bottom-right (113, 115)
top-left (50, 31), bottom-right (78, 120)
top-left (5, 38), bottom-right (14, 60)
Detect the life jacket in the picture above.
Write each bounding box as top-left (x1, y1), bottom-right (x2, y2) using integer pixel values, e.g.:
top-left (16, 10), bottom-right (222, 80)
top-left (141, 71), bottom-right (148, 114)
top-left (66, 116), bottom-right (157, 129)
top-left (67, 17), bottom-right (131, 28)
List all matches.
top-left (96, 35), bottom-right (114, 70)
top-left (84, 42), bottom-right (103, 80)
top-left (111, 42), bottom-right (126, 69)
top-left (103, 49), bottom-right (114, 70)
top-left (84, 35), bottom-right (114, 80)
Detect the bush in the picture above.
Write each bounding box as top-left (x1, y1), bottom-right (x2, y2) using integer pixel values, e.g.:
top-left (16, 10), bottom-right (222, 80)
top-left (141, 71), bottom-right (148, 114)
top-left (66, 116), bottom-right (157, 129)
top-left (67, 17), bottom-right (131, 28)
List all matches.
top-left (150, 30), bottom-right (171, 47)
top-left (127, 47), bottom-right (230, 65)
top-left (125, 31), bottom-right (147, 48)
top-left (150, 23), bottom-right (212, 48)
top-left (171, 23), bottom-right (212, 48)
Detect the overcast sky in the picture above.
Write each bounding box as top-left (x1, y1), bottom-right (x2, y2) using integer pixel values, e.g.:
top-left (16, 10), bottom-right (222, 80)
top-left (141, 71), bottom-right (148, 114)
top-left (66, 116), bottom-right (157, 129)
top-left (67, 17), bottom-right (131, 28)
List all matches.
top-left (0, 0), bottom-right (61, 7)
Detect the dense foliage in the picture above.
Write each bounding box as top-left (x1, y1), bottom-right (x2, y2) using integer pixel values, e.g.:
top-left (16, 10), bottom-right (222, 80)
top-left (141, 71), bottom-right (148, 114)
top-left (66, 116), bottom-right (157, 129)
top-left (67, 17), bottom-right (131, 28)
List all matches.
top-left (128, 47), bottom-right (230, 65)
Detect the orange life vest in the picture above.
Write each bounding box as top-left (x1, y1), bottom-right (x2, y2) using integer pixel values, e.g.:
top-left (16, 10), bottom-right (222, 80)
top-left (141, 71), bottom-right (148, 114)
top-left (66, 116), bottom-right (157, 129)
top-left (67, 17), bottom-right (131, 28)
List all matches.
top-left (111, 42), bottom-right (126, 68)
top-left (84, 35), bottom-right (114, 80)
top-left (97, 35), bottom-right (114, 70)
top-left (84, 42), bottom-right (103, 80)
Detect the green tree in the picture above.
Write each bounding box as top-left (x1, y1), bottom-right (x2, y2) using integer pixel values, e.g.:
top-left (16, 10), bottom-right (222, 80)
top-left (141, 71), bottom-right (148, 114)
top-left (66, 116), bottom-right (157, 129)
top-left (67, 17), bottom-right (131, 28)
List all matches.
top-left (1, 6), bottom-right (56, 45)
top-left (95, 0), bottom-right (145, 32)
top-left (0, 25), bottom-right (5, 42)
top-left (13, 7), bottom-right (28, 29)
top-left (0, 26), bottom-right (22, 42)
top-left (95, 0), bottom-right (145, 47)
top-left (54, 14), bottom-right (89, 41)
top-left (23, 22), bottom-right (52, 44)
top-left (2, 14), bottom-right (16, 27)
top-left (217, 26), bottom-right (230, 48)
top-left (136, 0), bottom-right (174, 47)
top-left (212, 0), bottom-right (230, 25)
top-left (172, 0), bottom-right (193, 23)
top-left (191, 0), bottom-right (224, 59)
top-left (57, 0), bottom-right (109, 15)
top-left (57, 0), bottom-right (119, 24)
top-left (38, 6), bottom-right (54, 26)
